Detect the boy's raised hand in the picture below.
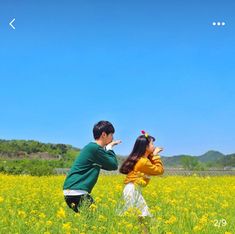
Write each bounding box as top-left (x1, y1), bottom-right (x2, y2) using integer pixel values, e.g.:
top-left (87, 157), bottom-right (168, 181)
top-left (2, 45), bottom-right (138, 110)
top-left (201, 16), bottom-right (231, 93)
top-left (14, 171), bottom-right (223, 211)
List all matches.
top-left (153, 147), bottom-right (163, 155)
top-left (106, 140), bottom-right (122, 148)
top-left (106, 140), bottom-right (122, 151)
top-left (110, 140), bottom-right (122, 146)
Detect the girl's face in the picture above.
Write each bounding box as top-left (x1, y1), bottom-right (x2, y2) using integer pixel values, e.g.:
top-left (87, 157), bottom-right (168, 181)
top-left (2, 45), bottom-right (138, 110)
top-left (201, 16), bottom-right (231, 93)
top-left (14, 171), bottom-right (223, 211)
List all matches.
top-left (146, 139), bottom-right (155, 154)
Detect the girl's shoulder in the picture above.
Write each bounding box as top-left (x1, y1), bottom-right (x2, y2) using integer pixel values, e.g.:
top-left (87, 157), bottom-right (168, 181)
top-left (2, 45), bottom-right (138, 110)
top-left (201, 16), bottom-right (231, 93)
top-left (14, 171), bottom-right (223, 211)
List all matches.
top-left (134, 157), bottom-right (149, 169)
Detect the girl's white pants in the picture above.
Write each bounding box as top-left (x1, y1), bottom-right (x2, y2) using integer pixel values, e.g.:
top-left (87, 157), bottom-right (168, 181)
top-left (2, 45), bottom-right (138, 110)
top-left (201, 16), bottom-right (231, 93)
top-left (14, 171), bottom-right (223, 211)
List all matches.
top-left (122, 183), bottom-right (151, 217)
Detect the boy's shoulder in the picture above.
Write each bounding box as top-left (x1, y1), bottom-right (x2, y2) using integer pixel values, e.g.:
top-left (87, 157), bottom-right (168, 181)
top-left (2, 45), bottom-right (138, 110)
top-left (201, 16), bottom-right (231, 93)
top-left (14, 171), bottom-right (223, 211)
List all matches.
top-left (81, 142), bottom-right (100, 153)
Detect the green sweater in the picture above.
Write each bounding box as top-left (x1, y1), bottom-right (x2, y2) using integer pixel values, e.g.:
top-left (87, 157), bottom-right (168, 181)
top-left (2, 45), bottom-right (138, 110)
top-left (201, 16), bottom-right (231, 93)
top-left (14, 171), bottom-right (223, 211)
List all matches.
top-left (63, 142), bottom-right (118, 193)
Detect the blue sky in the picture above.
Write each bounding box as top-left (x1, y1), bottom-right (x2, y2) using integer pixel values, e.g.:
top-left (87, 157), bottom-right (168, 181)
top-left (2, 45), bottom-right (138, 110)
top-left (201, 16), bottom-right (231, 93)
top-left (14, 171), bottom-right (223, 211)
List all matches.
top-left (0, 0), bottom-right (235, 156)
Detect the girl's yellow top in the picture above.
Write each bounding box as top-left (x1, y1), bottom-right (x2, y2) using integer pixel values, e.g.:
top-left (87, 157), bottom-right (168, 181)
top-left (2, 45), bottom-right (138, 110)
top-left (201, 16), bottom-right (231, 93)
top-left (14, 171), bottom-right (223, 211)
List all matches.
top-left (124, 155), bottom-right (164, 187)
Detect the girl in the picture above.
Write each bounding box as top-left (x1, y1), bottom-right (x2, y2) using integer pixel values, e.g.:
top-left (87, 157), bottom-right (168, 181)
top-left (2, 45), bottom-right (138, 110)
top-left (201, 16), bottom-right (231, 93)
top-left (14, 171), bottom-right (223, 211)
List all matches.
top-left (119, 130), bottom-right (164, 217)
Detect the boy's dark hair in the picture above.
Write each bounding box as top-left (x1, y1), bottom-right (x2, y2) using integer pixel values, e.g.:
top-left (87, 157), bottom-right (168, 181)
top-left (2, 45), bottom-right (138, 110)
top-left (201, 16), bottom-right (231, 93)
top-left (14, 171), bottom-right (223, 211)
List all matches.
top-left (119, 135), bottom-right (155, 174)
top-left (93, 121), bottom-right (115, 140)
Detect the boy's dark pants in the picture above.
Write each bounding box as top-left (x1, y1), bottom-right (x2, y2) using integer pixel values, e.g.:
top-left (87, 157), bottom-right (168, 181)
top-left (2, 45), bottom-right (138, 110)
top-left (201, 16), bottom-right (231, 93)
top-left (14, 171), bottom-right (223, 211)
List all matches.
top-left (64, 194), bottom-right (94, 213)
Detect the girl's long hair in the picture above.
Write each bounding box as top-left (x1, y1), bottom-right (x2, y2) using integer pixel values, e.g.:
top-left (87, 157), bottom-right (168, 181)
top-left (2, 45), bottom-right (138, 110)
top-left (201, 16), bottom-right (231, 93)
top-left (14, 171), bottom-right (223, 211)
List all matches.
top-left (119, 135), bottom-right (155, 174)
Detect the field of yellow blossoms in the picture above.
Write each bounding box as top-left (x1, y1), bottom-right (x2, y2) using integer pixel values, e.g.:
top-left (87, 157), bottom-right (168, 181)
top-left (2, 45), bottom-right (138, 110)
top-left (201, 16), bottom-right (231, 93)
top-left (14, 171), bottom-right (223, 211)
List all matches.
top-left (0, 174), bottom-right (234, 234)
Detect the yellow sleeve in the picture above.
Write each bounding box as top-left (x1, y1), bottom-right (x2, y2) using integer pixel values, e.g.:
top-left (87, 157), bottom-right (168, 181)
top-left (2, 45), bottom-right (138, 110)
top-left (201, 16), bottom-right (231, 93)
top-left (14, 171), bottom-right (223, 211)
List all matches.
top-left (149, 155), bottom-right (161, 164)
top-left (137, 157), bottom-right (164, 176)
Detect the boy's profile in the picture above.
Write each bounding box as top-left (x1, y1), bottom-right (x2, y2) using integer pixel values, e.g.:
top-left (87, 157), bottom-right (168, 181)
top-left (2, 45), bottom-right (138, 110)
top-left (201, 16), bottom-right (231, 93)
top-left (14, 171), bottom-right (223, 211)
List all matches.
top-left (63, 120), bottom-right (121, 212)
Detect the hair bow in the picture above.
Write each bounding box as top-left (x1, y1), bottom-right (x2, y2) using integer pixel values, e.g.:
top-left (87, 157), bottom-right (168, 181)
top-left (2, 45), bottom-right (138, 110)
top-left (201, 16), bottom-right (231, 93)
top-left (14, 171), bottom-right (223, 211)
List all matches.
top-left (141, 130), bottom-right (149, 138)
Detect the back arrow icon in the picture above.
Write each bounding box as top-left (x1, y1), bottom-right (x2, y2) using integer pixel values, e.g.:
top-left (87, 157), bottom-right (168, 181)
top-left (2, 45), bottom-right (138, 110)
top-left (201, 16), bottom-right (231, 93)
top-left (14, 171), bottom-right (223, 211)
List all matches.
top-left (9, 18), bottom-right (15, 29)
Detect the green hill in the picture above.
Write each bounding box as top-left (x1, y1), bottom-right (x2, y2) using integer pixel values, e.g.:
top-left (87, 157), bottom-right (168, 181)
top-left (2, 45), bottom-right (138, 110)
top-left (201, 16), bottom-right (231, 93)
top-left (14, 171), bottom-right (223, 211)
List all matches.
top-left (161, 151), bottom-right (229, 168)
top-left (197, 150), bottom-right (225, 163)
top-left (216, 153), bottom-right (235, 167)
top-left (161, 155), bottom-right (190, 167)
top-left (0, 139), bottom-right (234, 175)
top-left (0, 139), bottom-right (80, 159)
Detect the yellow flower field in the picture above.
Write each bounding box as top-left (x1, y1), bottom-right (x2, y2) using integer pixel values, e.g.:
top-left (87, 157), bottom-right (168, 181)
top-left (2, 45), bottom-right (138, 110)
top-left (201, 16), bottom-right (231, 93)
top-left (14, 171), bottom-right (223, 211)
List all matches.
top-left (0, 174), bottom-right (234, 234)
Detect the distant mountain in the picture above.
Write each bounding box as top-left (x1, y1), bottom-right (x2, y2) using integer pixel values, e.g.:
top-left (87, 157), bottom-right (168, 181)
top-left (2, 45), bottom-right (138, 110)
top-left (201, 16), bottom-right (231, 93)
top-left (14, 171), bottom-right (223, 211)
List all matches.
top-left (197, 150), bottom-right (225, 163)
top-left (162, 150), bottom-right (227, 167)
top-left (216, 153), bottom-right (235, 167)
top-left (161, 155), bottom-right (190, 167)
top-left (0, 139), bottom-right (234, 168)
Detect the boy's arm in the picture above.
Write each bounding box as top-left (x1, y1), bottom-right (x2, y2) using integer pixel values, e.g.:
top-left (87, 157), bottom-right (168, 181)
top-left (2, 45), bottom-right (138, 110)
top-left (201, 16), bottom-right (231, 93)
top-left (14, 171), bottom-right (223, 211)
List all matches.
top-left (92, 147), bottom-right (118, 171)
top-left (139, 156), bottom-right (164, 176)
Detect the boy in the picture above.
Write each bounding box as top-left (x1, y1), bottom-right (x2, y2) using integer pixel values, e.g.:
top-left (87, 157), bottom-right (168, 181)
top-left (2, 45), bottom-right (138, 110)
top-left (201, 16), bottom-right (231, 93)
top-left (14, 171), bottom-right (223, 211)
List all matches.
top-left (63, 120), bottom-right (121, 212)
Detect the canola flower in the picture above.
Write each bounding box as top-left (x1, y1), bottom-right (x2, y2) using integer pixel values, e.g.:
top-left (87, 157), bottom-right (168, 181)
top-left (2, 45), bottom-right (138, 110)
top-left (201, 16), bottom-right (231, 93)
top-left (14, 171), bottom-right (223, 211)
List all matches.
top-left (0, 174), bottom-right (235, 233)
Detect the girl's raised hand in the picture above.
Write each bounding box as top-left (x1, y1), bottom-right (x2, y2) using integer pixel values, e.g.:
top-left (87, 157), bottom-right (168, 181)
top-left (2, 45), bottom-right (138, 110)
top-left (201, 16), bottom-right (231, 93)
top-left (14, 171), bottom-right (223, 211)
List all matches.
top-left (153, 147), bottom-right (163, 155)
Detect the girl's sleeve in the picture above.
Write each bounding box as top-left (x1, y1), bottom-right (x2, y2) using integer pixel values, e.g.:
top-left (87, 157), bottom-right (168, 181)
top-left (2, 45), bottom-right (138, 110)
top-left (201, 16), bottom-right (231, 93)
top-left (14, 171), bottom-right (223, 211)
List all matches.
top-left (139, 156), bottom-right (164, 176)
